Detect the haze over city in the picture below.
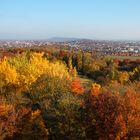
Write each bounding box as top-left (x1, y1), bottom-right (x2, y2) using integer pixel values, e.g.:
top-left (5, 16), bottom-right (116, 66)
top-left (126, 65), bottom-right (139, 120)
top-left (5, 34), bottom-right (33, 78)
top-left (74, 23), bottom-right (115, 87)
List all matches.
top-left (0, 0), bottom-right (140, 40)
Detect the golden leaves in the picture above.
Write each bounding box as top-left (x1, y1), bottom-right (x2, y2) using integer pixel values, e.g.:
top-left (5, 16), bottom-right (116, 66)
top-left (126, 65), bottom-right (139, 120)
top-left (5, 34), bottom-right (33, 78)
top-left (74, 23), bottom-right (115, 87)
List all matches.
top-left (0, 52), bottom-right (70, 91)
top-left (118, 72), bottom-right (129, 84)
top-left (91, 83), bottom-right (101, 96)
top-left (0, 60), bottom-right (17, 85)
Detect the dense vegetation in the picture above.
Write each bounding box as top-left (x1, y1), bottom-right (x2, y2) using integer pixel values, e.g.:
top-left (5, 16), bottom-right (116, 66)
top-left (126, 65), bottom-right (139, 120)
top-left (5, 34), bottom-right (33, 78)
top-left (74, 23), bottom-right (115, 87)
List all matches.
top-left (0, 46), bottom-right (140, 140)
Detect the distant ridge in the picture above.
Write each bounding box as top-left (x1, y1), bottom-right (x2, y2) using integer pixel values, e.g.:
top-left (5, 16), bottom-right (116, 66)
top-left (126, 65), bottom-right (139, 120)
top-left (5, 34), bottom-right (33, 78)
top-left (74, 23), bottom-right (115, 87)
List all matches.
top-left (47, 37), bottom-right (90, 42)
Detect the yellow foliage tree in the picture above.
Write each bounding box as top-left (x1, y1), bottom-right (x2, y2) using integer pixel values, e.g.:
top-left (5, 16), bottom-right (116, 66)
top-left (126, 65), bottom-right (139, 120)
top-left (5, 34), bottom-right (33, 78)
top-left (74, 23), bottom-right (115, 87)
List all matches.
top-left (0, 58), bottom-right (17, 89)
top-left (91, 83), bottom-right (101, 96)
top-left (118, 72), bottom-right (129, 84)
top-left (3, 52), bottom-right (70, 92)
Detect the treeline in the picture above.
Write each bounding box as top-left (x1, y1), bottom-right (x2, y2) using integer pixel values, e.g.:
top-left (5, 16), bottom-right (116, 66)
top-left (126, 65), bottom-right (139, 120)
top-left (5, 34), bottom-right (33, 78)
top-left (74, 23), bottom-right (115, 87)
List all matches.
top-left (3, 46), bottom-right (140, 83)
top-left (0, 47), bottom-right (140, 140)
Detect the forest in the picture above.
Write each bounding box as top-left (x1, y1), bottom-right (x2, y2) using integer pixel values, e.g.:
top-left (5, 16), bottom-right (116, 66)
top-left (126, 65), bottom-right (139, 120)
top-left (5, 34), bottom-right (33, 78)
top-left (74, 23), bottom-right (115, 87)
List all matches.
top-left (0, 46), bottom-right (140, 140)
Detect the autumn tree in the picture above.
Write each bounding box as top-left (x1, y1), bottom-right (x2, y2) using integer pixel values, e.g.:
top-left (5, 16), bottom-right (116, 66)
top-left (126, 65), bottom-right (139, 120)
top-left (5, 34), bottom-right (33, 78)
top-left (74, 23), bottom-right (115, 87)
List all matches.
top-left (91, 83), bottom-right (101, 96)
top-left (0, 97), bottom-right (30, 140)
top-left (122, 91), bottom-right (140, 139)
top-left (18, 109), bottom-right (48, 140)
top-left (70, 78), bottom-right (84, 95)
top-left (118, 71), bottom-right (129, 84)
top-left (84, 92), bottom-right (127, 140)
top-left (130, 65), bottom-right (140, 81)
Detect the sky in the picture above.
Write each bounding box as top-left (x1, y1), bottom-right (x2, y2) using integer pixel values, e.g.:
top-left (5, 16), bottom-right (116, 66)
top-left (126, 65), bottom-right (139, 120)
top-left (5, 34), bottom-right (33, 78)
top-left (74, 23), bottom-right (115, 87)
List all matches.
top-left (0, 0), bottom-right (140, 40)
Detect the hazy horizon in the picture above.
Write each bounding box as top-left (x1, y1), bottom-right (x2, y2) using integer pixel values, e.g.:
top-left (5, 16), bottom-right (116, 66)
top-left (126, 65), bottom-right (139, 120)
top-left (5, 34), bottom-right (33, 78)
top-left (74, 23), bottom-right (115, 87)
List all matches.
top-left (1, 37), bottom-right (140, 42)
top-left (0, 0), bottom-right (140, 40)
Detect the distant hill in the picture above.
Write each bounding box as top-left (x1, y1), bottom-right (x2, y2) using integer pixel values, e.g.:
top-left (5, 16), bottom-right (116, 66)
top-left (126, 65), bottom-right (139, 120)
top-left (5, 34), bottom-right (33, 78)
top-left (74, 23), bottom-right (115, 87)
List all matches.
top-left (47, 37), bottom-right (83, 42)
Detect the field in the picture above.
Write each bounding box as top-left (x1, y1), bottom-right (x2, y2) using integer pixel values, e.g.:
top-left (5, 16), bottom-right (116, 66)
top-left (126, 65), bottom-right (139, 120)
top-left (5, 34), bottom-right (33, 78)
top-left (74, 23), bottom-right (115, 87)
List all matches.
top-left (79, 75), bottom-right (94, 86)
top-left (105, 55), bottom-right (140, 60)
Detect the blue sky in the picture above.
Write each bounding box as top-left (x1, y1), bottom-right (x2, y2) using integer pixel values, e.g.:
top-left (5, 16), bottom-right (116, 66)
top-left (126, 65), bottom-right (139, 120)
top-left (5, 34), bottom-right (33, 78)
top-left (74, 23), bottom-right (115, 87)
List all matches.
top-left (0, 0), bottom-right (140, 40)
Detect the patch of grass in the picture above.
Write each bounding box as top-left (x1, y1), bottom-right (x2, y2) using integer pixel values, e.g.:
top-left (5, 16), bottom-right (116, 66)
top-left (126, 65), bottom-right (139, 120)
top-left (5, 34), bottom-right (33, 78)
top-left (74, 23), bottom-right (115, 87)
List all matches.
top-left (79, 75), bottom-right (94, 87)
top-left (105, 55), bottom-right (140, 61)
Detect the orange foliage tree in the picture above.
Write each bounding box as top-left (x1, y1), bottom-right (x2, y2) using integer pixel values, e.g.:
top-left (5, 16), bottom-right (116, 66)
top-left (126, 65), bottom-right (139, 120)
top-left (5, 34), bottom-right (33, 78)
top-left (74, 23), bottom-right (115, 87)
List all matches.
top-left (91, 83), bottom-right (101, 96)
top-left (84, 92), bottom-right (127, 140)
top-left (0, 97), bottom-right (30, 140)
top-left (122, 91), bottom-right (140, 139)
top-left (84, 86), bottom-right (140, 140)
top-left (70, 78), bottom-right (84, 95)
